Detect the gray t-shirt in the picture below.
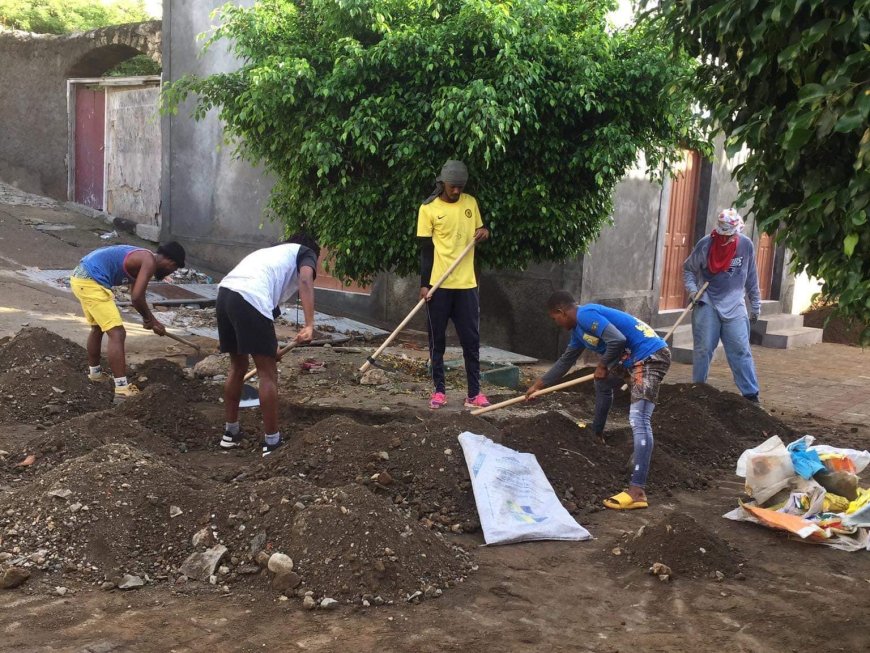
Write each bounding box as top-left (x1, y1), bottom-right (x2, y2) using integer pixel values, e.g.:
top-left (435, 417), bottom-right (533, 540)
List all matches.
top-left (683, 234), bottom-right (761, 320)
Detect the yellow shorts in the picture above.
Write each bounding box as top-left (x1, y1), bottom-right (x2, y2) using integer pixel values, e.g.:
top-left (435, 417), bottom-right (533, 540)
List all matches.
top-left (70, 276), bottom-right (124, 332)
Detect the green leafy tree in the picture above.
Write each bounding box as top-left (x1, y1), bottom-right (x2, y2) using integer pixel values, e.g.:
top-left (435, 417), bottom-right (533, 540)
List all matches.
top-left (646, 0), bottom-right (870, 338)
top-left (163, 0), bottom-right (703, 282)
top-left (0, 0), bottom-right (152, 35)
top-left (104, 53), bottom-right (161, 77)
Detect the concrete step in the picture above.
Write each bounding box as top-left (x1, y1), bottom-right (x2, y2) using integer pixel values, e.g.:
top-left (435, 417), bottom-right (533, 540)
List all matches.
top-left (656, 324), bottom-right (694, 348)
top-left (750, 313), bottom-right (806, 342)
top-left (761, 326), bottom-right (823, 349)
top-left (670, 343), bottom-right (723, 364)
top-left (758, 300), bottom-right (782, 316)
top-left (653, 309), bottom-right (685, 329)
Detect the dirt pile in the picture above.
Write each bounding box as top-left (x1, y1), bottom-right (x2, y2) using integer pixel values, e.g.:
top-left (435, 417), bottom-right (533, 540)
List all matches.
top-left (0, 443), bottom-right (217, 583)
top-left (621, 512), bottom-right (745, 579)
top-left (2, 411), bottom-right (176, 475)
top-left (260, 411), bottom-right (501, 532)
top-left (0, 327), bottom-right (112, 423)
top-left (129, 358), bottom-right (219, 402)
top-left (115, 383), bottom-right (216, 449)
top-left (212, 478), bottom-right (473, 605)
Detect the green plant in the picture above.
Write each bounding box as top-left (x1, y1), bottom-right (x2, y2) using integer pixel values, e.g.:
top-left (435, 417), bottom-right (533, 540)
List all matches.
top-left (163, 0), bottom-right (703, 283)
top-left (0, 0), bottom-right (152, 35)
top-left (104, 53), bottom-right (161, 77)
top-left (646, 0), bottom-right (870, 341)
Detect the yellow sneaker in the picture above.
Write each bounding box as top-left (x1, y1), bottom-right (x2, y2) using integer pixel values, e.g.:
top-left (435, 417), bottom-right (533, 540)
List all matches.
top-left (113, 384), bottom-right (140, 403)
top-left (88, 370), bottom-right (112, 382)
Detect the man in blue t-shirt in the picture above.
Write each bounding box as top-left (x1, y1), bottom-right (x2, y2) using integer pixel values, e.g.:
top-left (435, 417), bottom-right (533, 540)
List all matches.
top-left (526, 291), bottom-right (671, 511)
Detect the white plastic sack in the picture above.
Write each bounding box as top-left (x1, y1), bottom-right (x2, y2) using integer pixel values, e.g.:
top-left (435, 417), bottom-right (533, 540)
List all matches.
top-left (458, 432), bottom-right (592, 545)
top-left (808, 444), bottom-right (870, 474)
top-left (736, 436), bottom-right (796, 504)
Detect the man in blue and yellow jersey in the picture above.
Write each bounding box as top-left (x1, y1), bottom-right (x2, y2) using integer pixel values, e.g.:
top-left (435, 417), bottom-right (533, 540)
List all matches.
top-left (69, 242), bottom-right (185, 402)
top-left (417, 160), bottom-right (490, 410)
top-left (526, 291), bottom-right (671, 511)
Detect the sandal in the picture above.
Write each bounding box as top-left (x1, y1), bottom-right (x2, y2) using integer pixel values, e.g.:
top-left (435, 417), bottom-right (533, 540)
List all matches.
top-left (603, 491), bottom-right (648, 511)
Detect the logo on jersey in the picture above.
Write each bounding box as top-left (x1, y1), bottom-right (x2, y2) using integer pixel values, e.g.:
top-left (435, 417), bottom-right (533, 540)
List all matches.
top-left (465, 209), bottom-right (472, 218)
top-left (583, 333), bottom-right (600, 346)
top-left (634, 322), bottom-right (657, 338)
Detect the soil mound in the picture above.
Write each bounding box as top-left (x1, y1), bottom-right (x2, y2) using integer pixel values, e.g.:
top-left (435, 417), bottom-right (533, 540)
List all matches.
top-left (130, 359), bottom-right (218, 402)
top-left (3, 411), bottom-right (175, 473)
top-left (0, 443), bottom-right (216, 582)
top-left (213, 479), bottom-right (474, 605)
top-left (260, 411), bottom-right (501, 531)
top-left (0, 326), bottom-right (87, 370)
top-left (115, 383), bottom-right (216, 449)
top-left (622, 512), bottom-right (744, 579)
top-left (0, 358), bottom-right (113, 423)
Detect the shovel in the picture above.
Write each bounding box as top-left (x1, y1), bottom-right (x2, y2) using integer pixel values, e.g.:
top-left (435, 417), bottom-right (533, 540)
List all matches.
top-left (470, 373), bottom-right (595, 416)
top-left (359, 240), bottom-right (476, 374)
top-left (239, 342), bottom-right (299, 407)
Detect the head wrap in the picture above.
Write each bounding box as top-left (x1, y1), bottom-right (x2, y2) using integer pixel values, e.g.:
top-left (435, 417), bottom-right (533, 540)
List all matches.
top-left (714, 208), bottom-right (744, 236)
top-left (423, 160), bottom-right (469, 205)
top-left (708, 209), bottom-right (743, 273)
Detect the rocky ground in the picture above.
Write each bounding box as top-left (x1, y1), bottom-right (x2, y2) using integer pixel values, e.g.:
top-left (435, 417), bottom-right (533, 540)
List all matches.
top-left (1, 324), bottom-right (869, 653)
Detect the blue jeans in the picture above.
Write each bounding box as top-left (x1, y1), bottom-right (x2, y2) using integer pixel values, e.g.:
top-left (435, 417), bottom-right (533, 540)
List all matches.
top-left (629, 400), bottom-right (655, 487)
top-left (691, 302), bottom-right (759, 397)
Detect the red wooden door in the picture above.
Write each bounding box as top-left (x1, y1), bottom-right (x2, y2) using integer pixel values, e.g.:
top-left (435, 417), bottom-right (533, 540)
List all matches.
top-left (756, 232), bottom-right (775, 300)
top-left (659, 150), bottom-right (701, 310)
top-left (74, 86), bottom-right (105, 209)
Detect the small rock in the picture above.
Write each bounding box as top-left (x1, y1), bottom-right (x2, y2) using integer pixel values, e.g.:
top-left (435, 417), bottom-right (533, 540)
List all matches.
top-left (649, 562), bottom-right (674, 576)
top-left (272, 571), bottom-right (301, 592)
top-left (0, 567), bottom-right (30, 589)
top-left (293, 502), bottom-right (306, 511)
top-left (191, 527), bottom-right (213, 548)
top-left (611, 547), bottom-right (623, 556)
top-left (373, 596), bottom-right (384, 606)
top-left (47, 489), bottom-right (72, 499)
top-left (179, 545), bottom-right (228, 582)
top-left (55, 586), bottom-right (68, 597)
top-left (714, 571), bottom-right (725, 582)
top-left (255, 551), bottom-right (271, 568)
top-left (169, 505), bottom-right (183, 518)
top-left (69, 502), bottom-right (82, 513)
top-left (117, 574), bottom-right (145, 590)
top-left (237, 564), bottom-right (260, 575)
top-left (377, 451), bottom-right (390, 461)
top-left (249, 531), bottom-right (267, 556)
top-left (320, 597), bottom-right (339, 610)
top-left (302, 595), bottom-right (317, 610)
top-left (100, 581), bottom-right (115, 590)
top-left (267, 553), bottom-right (294, 575)
top-left (376, 471), bottom-right (394, 486)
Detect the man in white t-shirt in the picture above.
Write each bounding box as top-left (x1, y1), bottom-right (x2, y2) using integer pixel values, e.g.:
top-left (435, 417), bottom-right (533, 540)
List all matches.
top-left (216, 233), bottom-right (319, 456)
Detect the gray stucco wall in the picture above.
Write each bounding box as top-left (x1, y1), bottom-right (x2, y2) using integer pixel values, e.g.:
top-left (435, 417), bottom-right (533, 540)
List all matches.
top-left (161, 1), bottom-right (279, 272)
top-left (0, 22), bottom-right (161, 199)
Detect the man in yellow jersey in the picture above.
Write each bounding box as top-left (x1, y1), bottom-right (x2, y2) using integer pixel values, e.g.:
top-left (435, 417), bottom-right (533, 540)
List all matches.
top-left (417, 160), bottom-right (490, 410)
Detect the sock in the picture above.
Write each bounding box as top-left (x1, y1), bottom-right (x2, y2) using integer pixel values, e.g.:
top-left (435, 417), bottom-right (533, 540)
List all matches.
top-left (114, 376), bottom-right (128, 388)
top-left (265, 431), bottom-right (281, 446)
top-left (89, 365), bottom-right (101, 376)
top-left (225, 422), bottom-right (240, 435)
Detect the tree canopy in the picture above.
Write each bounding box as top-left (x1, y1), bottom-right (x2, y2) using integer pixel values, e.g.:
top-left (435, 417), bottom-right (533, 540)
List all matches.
top-left (0, 0), bottom-right (152, 34)
top-left (646, 0), bottom-right (870, 337)
top-left (163, 0), bottom-right (703, 282)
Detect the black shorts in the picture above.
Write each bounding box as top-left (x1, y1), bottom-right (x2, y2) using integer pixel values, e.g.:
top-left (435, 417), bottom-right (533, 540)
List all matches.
top-left (216, 288), bottom-right (278, 357)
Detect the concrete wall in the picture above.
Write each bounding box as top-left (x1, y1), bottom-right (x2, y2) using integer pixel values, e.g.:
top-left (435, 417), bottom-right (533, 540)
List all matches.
top-left (105, 86), bottom-right (161, 227)
top-left (0, 22), bottom-right (161, 199)
top-left (161, 1), bottom-right (279, 272)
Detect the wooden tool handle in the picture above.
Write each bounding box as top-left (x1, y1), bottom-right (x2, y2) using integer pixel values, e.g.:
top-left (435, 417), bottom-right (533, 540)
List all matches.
top-left (243, 342), bottom-right (297, 382)
top-left (163, 330), bottom-right (201, 351)
top-left (471, 373), bottom-right (595, 416)
top-left (360, 239), bottom-right (477, 373)
top-left (663, 281), bottom-right (710, 343)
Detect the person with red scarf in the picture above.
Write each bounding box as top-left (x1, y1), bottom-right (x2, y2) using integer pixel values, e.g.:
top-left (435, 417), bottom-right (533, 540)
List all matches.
top-left (682, 208), bottom-right (761, 402)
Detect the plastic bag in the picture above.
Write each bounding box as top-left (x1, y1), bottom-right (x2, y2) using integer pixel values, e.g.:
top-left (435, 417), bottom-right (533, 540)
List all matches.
top-left (458, 432), bottom-right (592, 545)
top-left (808, 445), bottom-right (870, 474)
top-left (738, 436), bottom-right (795, 504)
